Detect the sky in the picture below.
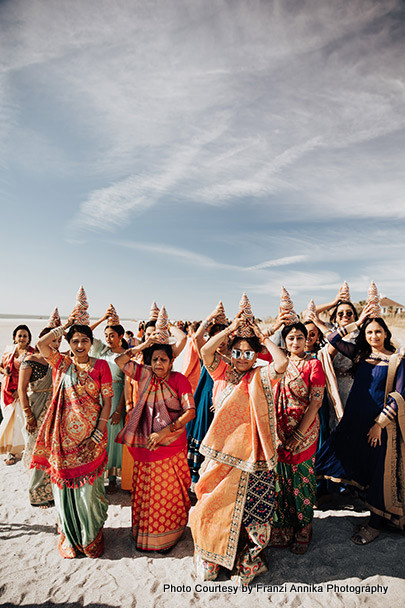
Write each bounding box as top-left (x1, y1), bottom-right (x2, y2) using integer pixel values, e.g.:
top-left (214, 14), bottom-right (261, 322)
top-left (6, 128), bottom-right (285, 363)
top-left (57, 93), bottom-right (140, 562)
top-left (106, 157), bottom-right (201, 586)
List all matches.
top-left (1, 0), bottom-right (405, 321)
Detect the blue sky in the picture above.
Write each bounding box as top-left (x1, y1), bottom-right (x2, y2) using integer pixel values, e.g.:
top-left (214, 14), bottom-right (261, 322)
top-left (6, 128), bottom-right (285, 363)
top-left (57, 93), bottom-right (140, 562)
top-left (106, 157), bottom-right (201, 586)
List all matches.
top-left (1, 0), bottom-right (405, 321)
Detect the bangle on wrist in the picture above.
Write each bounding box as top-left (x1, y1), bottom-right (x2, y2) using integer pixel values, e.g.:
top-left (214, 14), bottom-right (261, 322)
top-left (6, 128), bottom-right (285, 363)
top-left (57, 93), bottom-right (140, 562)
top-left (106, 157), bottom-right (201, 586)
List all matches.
top-left (52, 327), bottom-right (65, 339)
top-left (99, 417), bottom-right (108, 422)
top-left (202, 319), bottom-right (211, 330)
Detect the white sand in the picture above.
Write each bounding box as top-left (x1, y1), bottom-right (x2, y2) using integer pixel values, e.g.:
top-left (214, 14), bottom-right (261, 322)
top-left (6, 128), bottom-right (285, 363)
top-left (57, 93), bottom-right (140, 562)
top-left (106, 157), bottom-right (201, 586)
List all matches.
top-left (0, 457), bottom-right (404, 607)
top-left (1, 317), bottom-right (405, 606)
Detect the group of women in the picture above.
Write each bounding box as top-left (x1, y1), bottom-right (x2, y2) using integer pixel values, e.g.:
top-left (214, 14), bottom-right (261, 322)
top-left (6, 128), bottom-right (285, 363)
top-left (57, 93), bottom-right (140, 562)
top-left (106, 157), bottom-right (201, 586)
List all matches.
top-left (0, 287), bottom-right (404, 586)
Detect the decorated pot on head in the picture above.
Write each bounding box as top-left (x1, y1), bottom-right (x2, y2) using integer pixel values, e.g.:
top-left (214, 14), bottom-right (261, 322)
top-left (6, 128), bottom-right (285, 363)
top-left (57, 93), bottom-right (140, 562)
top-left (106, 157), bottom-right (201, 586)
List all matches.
top-left (338, 281), bottom-right (351, 302)
top-left (71, 285), bottom-right (90, 325)
top-left (366, 281), bottom-right (381, 318)
top-left (233, 292), bottom-right (255, 338)
top-left (302, 299), bottom-right (316, 322)
top-left (280, 286), bottom-right (299, 324)
top-left (149, 301), bottom-right (160, 322)
top-left (47, 307), bottom-right (61, 328)
top-left (107, 304), bottom-right (120, 326)
top-left (154, 306), bottom-right (176, 344)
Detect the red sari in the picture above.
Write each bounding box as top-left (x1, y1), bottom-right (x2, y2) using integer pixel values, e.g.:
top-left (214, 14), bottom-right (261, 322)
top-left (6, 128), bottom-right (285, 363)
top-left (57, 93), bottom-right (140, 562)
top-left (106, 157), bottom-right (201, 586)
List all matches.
top-left (117, 361), bottom-right (195, 552)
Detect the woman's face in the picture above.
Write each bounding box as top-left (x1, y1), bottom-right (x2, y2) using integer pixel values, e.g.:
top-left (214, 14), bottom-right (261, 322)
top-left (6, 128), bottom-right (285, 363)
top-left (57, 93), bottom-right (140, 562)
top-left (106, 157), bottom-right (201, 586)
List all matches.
top-left (144, 326), bottom-right (155, 340)
top-left (365, 321), bottom-right (387, 351)
top-left (231, 339), bottom-right (257, 373)
top-left (14, 329), bottom-right (30, 348)
top-left (50, 335), bottom-right (62, 350)
top-left (69, 332), bottom-right (92, 359)
top-left (336, 304), bottom-right (355, 328)
top-left (151, 349), bottom-right (172, 378)
top-left (105, 328), bottom-right (121, 349)
top-left (305, 323), bottom-right (319, 351)
top-left (285, 328), bottom-right (306, 357)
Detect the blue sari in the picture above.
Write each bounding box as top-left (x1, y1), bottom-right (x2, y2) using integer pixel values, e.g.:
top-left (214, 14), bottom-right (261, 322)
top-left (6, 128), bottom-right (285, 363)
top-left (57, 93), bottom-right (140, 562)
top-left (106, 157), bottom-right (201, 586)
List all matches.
top-left (187, 364), bottom-right (214, 489)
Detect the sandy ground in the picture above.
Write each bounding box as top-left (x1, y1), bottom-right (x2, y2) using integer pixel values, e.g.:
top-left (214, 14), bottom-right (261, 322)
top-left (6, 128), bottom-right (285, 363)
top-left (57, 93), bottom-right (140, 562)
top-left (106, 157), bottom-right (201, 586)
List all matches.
top-left (1, 457), bottom-right (404, 607)
top-left (1, 318), bottom-right (405, 607)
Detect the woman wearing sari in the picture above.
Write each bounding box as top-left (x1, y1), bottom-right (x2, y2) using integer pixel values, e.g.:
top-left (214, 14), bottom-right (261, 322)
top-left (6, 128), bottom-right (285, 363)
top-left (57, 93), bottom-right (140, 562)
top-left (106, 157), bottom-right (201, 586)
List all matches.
top-left (121, 313), bottom-right (187, 492)
top-left (187, 302), bottom-right (228, 490)
top-left (316, 304), bottom-right (405, 544)
top-left (270, 322), bottom-right (325, 554)
top-left (90, 306), bottom-right (127, 494)
top-left (19, 327), bottom-right (62, 507)
top-left (0, 325), bottom-right (34, 464)
top-left (32, 319), bottom-right (113, 558)
top-left (116, 306), bottom-right (195, 553)
top-left (190, 298), bottom-right (288, 586)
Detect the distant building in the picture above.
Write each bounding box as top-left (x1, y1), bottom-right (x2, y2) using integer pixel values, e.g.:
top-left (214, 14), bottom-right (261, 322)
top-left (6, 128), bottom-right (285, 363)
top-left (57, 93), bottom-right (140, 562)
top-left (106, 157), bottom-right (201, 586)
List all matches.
top-left (380, 297), bottom-right (405, 315)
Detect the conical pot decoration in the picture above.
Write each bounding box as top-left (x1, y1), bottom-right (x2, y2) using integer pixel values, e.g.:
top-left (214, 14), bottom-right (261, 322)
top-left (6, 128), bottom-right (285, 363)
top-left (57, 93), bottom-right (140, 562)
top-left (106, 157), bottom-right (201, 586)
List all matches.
top-left (367, 281), bottom-right (381, 318)
top-left (280, 286), bottom-right (299, 324)
top-left (214, 301), bottom-right (227, 325)
top-left (73, 285), bottom-right (90, 325)
top-left (338, 281), bottom-right (351, 302)
top-left (302, 299), bottom-right (316, 321)
top-left (149, 301), bottom-right (160, 321)
top-left (154, 306), bottom-right (171, 343)
top-left (107, 304), bottom-right (120, 326)
top-left (47, 307), bottom-right (61, 328)
top-left (235, 292), bottom-right (255, 338)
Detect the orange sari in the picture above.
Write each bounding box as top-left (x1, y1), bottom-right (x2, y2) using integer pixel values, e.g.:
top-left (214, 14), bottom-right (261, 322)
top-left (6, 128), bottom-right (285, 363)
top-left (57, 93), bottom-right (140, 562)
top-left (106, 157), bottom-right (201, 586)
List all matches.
top-left (190, 358), bottom-right (281, 581)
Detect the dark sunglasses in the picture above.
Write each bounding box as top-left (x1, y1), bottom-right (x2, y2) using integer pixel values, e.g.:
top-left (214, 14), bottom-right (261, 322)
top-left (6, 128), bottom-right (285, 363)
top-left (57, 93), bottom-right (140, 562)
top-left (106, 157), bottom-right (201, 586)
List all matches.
top-left (231, 349), bottom-right (256, 361)
top-left (337, 310), bottom-right (353, 318)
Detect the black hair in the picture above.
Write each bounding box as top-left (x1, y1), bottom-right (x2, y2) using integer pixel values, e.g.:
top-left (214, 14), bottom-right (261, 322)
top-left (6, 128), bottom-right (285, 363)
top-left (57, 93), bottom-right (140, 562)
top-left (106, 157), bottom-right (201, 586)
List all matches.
top-left (38, 327), bottom-right (53, 339)
top-left (229, 335), bottom-right (262, 353)
top-left (208, 323), bottom-right (227, 338)
top-left (13, 324), bottom-right (32, 344)
top-left (143, 342), bottom-right (173, 366)
top-left (352, 317), bottom-right (395, 374)
top-left (105, 324), bottom-right (128, 349)
top-left (126, 330), bottom-right (134, 337)
top-left (330, 300), bottom-right (358, 325)
top-left (281, 322), bottom-right (308, 343)
top-left (303, 320), bottom-right (325, 352)
top-left (65, 324), bottom-right (94, 344)
top-left (142, 320), bottom-right (157, 343)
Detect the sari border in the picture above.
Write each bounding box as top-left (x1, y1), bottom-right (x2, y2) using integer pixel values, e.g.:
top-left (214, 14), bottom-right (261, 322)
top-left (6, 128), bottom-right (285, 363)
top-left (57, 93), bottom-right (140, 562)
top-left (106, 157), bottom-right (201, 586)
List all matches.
top-left (194, 470), bottom-right (249, 570)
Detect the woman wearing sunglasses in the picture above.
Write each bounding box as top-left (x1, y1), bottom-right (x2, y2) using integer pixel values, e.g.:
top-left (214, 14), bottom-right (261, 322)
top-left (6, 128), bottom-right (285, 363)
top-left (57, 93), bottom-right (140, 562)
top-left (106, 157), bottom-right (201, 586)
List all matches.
top-left (270, 322), bottom-right (326, 555)
top-left (308, 298), bottom-right (359, 431)
top-left (190, 300), bottom-right (288, 586)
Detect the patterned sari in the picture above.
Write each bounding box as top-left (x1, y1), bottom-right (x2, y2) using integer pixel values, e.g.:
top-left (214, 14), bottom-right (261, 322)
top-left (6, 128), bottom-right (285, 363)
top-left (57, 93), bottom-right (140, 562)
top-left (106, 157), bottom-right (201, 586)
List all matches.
top-left (0, 346), bottom-right (34, 457)
top-left (116, 360), bottom-right (195, 552)
top-left (21, 361), bottom-right (54, 506)
top-left (190, 355), bottom-right (282, 585)
top-left (31, 351), bottom-right (113, 558)
top-left (271, 357), bottom-right (325, 548)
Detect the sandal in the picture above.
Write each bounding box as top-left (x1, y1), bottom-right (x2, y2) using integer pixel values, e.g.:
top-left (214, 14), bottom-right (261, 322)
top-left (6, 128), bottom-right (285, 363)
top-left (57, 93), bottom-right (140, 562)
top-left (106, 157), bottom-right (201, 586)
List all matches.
top-left (290, 524), bottom-right (312, 555)
top-left (351, 525), bottom-right (380, 545)
top-left (5, 454), bottom-right (17, 465)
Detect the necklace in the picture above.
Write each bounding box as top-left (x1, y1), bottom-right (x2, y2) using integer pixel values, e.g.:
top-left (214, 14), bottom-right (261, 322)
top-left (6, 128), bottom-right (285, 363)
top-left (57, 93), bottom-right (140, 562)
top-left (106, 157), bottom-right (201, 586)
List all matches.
top-left (368, 353), bottom-right (391, 363)
top-left (74, 357), bottom-right (92, 372)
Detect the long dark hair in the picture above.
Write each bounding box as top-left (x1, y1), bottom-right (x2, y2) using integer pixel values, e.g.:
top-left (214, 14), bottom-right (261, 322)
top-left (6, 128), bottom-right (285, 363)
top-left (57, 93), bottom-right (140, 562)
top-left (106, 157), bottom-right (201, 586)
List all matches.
top-left (330, 300), bottom-right (358, 325)
top-left (105, 324), bottom-right (128, 350)
top-left (304, 320), bottom-right (325, 352)
top-left (352, 317), bottom-right (395, 373)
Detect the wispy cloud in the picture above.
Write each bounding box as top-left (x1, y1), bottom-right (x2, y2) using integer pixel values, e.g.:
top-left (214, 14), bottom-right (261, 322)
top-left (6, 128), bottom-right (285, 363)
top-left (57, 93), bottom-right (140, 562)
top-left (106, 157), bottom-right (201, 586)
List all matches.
top-left (112, 240), bottom-right (307, 273)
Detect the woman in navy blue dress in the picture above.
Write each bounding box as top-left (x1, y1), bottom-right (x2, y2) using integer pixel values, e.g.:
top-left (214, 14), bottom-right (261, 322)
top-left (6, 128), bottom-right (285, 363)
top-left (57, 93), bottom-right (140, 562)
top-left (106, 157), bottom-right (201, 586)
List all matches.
top-left (316, 304), bottom-right (405, 545)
